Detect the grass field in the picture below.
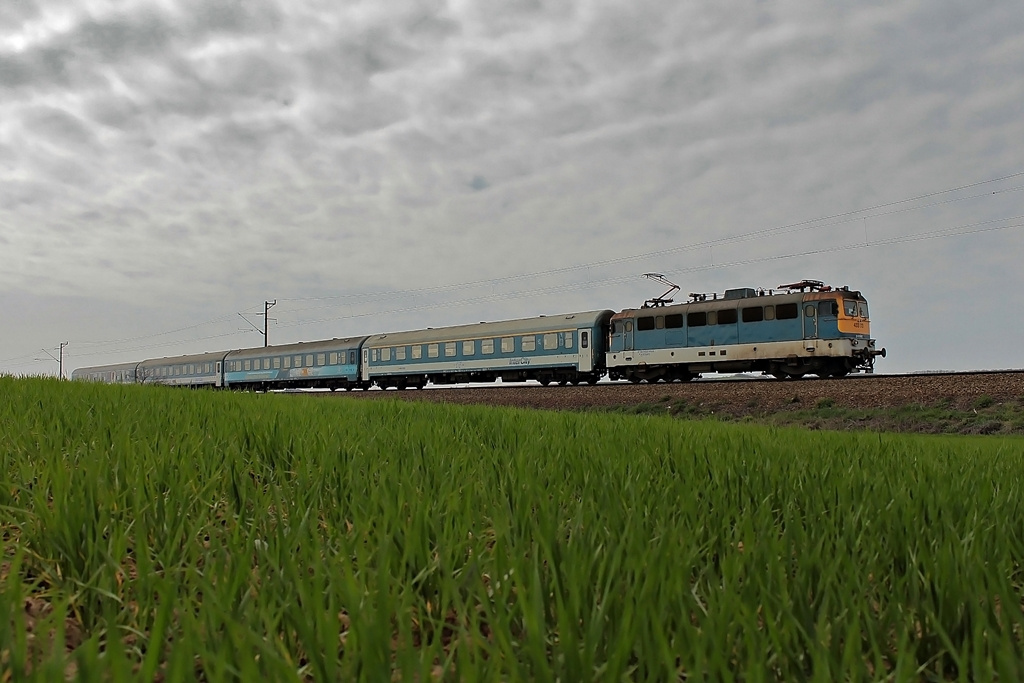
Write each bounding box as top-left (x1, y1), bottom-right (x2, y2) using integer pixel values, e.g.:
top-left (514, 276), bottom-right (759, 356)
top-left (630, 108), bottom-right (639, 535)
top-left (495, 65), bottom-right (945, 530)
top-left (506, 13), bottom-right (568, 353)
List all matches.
top-left (2, 376), bottom-right (1023, 681)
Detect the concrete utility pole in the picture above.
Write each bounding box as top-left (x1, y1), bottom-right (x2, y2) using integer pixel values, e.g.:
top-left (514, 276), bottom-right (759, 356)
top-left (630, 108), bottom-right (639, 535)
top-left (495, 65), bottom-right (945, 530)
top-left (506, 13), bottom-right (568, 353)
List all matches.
top-left (263, 300), bottom-right (276, 347)
top-left (238, 300), bottom-right (277, 347)
top-left (41, 341), bottom-right (69, 379)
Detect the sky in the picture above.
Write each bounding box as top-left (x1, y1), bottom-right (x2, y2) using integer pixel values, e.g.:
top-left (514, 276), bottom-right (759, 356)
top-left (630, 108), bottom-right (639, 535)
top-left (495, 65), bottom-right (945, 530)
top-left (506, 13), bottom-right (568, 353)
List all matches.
top-left (2, 0), bottom-right (1023, 377)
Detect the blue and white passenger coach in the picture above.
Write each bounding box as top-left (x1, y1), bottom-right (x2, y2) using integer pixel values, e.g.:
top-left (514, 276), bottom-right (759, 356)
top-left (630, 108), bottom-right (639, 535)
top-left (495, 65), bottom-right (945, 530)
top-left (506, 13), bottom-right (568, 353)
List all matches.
top-left (223, 337), bottom-right (369, 391)
top-left (363, 310), bottom-right (615, 388)
top-left (607, 281), bottom-right (884, 382)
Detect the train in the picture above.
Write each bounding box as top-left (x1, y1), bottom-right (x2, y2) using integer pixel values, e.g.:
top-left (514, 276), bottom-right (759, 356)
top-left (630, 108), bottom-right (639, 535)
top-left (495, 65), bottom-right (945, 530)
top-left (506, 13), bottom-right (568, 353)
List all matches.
top-left (71, 279), bottom-right (885, 389)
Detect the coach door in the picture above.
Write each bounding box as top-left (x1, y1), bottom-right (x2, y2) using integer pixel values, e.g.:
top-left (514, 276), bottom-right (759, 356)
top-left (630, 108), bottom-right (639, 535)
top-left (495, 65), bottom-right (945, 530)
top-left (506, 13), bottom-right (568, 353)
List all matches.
top-left (803, 303), bottom-right (818, 339)
top-left (215, 361), bottom-right (222, 387)
top-left (577, 328), bottom-right (592, 371)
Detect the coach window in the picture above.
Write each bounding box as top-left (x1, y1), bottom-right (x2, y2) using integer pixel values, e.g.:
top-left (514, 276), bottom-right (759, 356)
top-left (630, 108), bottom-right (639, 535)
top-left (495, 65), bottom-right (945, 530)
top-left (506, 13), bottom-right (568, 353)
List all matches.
top-left (687, 311), bottom-right (707, 327)
top-left (350, 351), bottom-right (358, 364)
top-left (284, 356), bottom-right (291, 369)
top-left (718, 309), bottom-right (737, 325)
top-left (501, 337), bottom-right (514, 353)
top-left (764, 305), bottom-right (776, 321)
top-left (463, 340), bottom-right (475, 356)
top-left (381, 348), bottom-right (391, 362)
top-left (306, 355), bottom-right (314, 367)
top-left (294, 355), bottom-right (303, 367)
top-left (412, 345), bottom-right (423, 359)
top-left (665, 314), bottom-right (683, 329)
top-left (396, 347), bottom-right (407, 360)
top-left (543, 333), bottom-right (558, 350)
top-left (521, 336), bottom-right (536, 352)
top-left (317, 353), bottom-right (326, 366)
top-left (481, 339), bottom-right (494, 354)
top-left (244, 360), bottom-right (251, 371)
top-left (371, 349), bottom-right (378, 362)
top-left (564, 332), bottom-right (573, 348)
top-left (742, 306), bottom-right (764, 323)
top-left (637, 316), bottom-right (655, 331)
top-left (428, 344), bottom-right (439, 358)
top-left (581, 331), bottom-right (589, 348)
top-left (445, 342), bottom-right (457, 357)
top-left (329, 353), bottom-right (338, 365)
top-left (844, 300), bottom-right (858, 316)
top-left (776, 303), bottom-right (799, 320)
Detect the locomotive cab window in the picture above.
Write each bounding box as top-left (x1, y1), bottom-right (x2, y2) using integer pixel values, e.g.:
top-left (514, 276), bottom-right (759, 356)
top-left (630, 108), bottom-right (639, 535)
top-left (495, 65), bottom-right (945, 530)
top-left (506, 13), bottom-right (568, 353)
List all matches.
top-left (819, 300), bottom-right (838, 316)
top-left (844, 300), bottom-right (858, 316)
top-left (858, 302), bottom-right (869, 319)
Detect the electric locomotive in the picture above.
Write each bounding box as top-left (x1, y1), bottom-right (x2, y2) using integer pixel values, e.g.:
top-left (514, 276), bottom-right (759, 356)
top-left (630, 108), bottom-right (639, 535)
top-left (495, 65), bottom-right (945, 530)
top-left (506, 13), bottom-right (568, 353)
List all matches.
top-left (606, 279), bottom-right (884, 382)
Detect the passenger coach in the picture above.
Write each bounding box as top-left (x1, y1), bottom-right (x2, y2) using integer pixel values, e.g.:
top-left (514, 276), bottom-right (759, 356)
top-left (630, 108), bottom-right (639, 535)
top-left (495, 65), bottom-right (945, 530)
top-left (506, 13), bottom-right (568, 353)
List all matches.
top-left (223, 337), bottom-right (369, 391)
top-left (363, 310), bottom-right (615, 388)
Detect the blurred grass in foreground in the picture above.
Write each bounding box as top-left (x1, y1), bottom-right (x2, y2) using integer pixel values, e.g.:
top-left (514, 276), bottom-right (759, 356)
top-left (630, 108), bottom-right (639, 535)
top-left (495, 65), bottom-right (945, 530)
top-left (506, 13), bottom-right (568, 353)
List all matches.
top-left (2, 376), bottom-right (1023, 681)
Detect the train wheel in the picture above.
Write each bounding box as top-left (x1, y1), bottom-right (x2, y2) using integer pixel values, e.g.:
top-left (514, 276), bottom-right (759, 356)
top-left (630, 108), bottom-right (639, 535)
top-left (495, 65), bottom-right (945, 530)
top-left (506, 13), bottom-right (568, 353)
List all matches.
top-left (539, 379), bottom-right (551, 386)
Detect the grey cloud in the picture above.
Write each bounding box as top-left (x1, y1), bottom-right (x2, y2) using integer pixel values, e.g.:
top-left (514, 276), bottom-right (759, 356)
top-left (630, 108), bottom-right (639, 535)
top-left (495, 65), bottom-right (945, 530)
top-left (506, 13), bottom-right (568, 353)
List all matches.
top-left (22, 106), bottom-right (97, 148)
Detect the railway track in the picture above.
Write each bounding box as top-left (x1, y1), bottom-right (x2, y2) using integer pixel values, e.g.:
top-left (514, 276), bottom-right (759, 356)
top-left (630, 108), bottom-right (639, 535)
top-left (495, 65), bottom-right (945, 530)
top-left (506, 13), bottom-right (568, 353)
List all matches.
top-left (314, 370), bottom-right (1024, 414)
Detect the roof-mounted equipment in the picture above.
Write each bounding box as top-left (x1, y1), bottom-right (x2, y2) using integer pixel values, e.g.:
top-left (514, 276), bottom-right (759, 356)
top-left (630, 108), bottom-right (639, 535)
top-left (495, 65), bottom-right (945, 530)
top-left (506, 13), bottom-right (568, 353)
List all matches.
top-left (641, 273), bottom-right (680, 308)
top-left (778, 279), bottom-right (830, 292)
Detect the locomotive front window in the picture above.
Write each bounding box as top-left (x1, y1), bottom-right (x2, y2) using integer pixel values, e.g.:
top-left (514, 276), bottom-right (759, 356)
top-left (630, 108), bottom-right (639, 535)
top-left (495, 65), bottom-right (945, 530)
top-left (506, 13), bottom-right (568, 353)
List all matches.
top-left (844, 300), bottom-right (858, 316)
top-left (858, 302), bottom-right (869, 319)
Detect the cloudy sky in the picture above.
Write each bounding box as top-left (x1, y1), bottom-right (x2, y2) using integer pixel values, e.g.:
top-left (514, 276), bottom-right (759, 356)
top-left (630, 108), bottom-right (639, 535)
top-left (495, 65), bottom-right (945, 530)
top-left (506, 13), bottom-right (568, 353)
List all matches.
top-left (2, 0), bottom-right (1023, 376)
